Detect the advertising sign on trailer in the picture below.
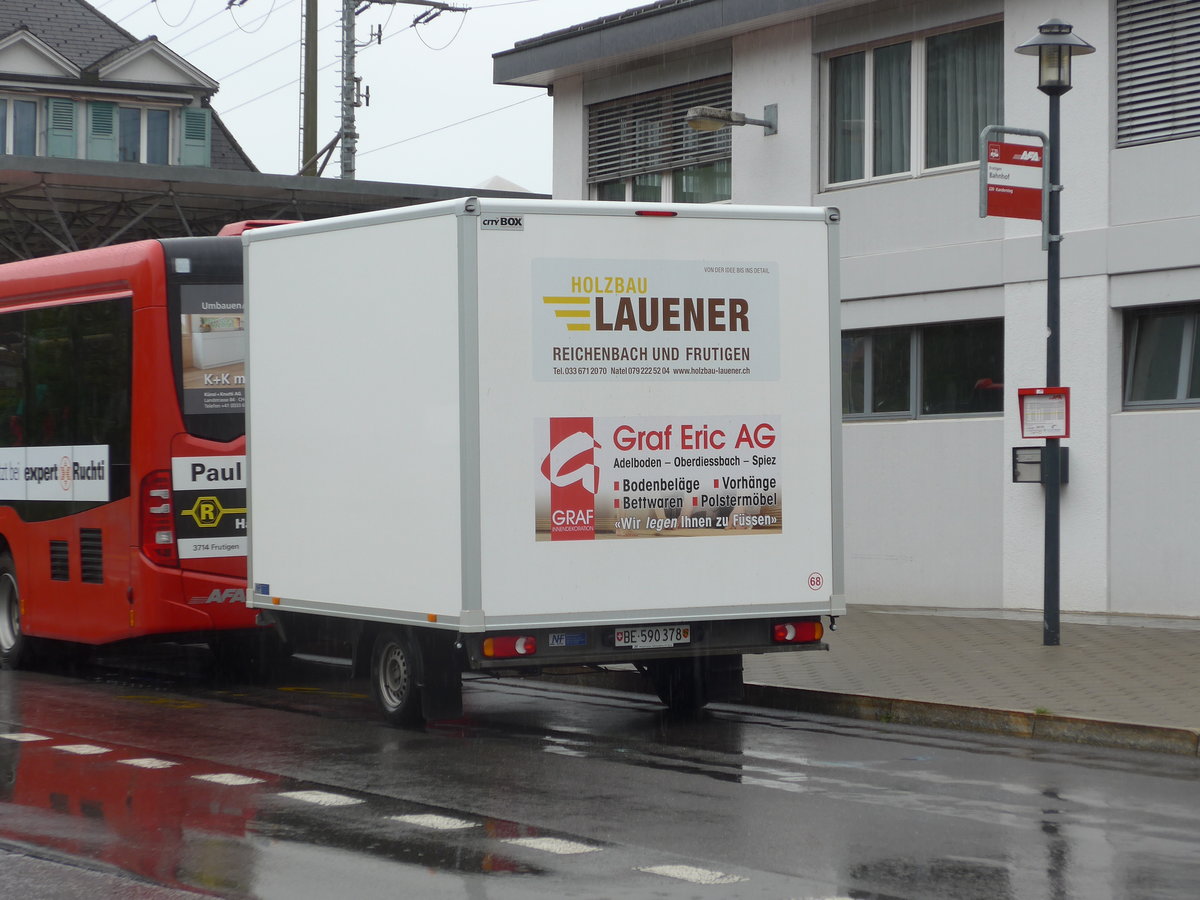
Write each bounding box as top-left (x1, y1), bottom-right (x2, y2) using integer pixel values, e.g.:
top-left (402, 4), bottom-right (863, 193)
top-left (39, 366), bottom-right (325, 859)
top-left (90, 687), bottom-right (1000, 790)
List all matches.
top-left (536, 415), bottom-right (781, 541)
top-left (532, 258), bottom-right (779, 382)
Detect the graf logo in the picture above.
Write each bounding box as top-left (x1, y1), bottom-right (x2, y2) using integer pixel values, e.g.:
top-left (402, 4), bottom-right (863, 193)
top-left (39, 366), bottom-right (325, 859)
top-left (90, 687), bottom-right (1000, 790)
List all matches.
top-left (181, 496), bottom-right (247, 528)
top-left (543, 418), bottom-right (599, 542)
top-left (59, 456), bottom-right (72, 491)
top-left (540, 431), bottom-right (601, 494)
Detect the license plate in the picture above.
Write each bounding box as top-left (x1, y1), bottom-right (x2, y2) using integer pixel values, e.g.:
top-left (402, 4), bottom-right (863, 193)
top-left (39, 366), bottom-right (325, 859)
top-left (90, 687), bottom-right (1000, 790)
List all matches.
top-left (614, 624), bottom-right (691, 649)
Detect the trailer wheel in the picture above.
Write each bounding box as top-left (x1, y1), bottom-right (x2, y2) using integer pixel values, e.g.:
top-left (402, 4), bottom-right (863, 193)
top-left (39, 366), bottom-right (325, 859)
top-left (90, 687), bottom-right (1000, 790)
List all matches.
top-left (0, 553), bottom-right (31, 670)
top-left (369, 628), bottom-right (423, 726)
top-left (646, 658), bottom-right (709, 714)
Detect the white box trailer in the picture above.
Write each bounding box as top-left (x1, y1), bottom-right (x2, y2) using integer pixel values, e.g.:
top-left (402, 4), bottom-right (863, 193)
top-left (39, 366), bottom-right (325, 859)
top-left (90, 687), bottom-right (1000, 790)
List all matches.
top-left (243, 198), bottom-right (843, 723)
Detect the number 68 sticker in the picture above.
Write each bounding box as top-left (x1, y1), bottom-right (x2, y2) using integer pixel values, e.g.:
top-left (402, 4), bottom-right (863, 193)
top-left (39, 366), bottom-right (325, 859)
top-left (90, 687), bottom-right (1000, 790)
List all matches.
top-left (808, 572), bottom-right (824, 590)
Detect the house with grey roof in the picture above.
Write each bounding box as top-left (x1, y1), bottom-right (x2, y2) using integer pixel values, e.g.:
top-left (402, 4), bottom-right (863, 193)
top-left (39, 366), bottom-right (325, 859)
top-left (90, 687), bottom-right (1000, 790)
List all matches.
top-left (0, 0), bottom-right (251, 171)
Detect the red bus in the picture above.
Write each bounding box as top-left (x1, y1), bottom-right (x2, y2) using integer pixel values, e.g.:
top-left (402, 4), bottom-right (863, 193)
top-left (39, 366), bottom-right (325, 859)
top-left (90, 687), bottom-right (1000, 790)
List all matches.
top-left (0, 235), bottom-right (261, 668)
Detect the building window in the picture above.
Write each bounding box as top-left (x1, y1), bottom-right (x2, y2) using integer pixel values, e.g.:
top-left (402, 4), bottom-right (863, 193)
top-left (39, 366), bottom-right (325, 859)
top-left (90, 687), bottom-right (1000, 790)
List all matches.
top-left (119, 107), bottom-right (171, 164)
top-left (1116, 0), bottom-right (1200, 146)
top-left (1125, 305), bottom-right (1200, 406)
top-left (588, 76), bottom-right (732, 203)
top-left (0, 97), bottom-right (39, 156)
top-left (843, 319), bottom-right (1004, 418)
top-left (825, 21), bottom-right (1003, 186)
top-left (0, 97), bottom-right (202, 166)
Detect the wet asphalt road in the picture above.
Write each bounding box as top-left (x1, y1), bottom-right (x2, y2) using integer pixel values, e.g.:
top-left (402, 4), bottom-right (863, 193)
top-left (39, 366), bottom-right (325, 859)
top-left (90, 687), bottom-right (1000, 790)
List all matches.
top-left (2, 650), bottom-right (1200, 899)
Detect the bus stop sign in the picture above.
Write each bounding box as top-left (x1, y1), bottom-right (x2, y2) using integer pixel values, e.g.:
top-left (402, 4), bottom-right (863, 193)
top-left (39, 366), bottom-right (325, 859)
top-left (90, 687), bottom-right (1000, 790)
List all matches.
top-left (985, 141), bottom-right (1043, 220)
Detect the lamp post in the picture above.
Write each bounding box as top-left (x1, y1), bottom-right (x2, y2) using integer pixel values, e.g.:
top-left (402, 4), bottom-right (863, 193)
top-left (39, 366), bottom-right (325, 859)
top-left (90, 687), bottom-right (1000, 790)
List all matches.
top-left (1015, 19), bottom-right (1093, 647)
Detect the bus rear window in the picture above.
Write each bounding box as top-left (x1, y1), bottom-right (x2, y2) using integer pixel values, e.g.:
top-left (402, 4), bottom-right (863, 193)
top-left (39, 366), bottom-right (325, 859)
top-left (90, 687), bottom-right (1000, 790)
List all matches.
top-left (163, 237), bottom-right (244, 444)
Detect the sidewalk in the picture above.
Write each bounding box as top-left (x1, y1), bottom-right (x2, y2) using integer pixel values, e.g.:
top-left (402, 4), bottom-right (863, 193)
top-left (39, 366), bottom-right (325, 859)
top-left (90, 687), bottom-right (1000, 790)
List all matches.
top-left (738, 605), bottom-right (1200, 756)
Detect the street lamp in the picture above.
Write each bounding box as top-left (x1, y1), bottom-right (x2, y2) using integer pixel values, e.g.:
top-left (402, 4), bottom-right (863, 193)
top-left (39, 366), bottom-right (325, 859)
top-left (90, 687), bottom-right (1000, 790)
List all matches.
top-left (685, 105), bottom-right (778, 135)
top-left (1014, 19), bottom-right (1093, 647)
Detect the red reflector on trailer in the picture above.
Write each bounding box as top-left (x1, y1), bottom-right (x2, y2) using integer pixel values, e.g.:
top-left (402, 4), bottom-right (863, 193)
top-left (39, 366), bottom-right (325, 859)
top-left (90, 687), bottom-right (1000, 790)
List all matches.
top-left (772, 621), bottom-right (824, 644)
top-left (482, 636), bottom-right (537, 659)
top-left (634, 210), bottom-right (677, 217)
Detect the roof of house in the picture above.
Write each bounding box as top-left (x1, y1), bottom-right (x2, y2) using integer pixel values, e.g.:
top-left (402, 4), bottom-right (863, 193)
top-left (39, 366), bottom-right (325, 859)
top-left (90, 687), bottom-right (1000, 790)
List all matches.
top-left (493, 0), bottom-right (841, 87)
top-left (0, 0), bottom-right (136, 67)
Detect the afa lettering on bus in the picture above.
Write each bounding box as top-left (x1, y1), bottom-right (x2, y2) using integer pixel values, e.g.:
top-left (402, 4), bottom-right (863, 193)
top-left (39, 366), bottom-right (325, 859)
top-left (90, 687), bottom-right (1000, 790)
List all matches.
top-left (189, 588), bottom-right (247, 605)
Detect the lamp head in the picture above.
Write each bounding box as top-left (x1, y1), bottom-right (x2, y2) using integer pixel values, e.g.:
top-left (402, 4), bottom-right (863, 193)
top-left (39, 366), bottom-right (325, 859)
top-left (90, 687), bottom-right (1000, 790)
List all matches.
top-left (1015, 19), bottom-right (1094, 95)
top-left (685, 106), bottom-right (745, 131)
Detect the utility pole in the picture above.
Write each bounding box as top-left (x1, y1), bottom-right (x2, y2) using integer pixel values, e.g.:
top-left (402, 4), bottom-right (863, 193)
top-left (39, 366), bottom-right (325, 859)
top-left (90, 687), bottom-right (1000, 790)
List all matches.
top-left (300, 0), bottom-right (318, 175)
top-left (340, 0), bottom-right (358, 179)
top-left (338, 0), bottom-right (468, 180)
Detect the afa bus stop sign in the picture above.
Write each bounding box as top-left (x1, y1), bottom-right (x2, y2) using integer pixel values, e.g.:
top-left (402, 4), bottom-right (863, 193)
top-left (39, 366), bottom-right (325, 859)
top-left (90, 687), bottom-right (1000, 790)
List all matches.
top-left (979, 125), bottom-right (1049, 241)
top-left (986, 142), bottom-right (1043, 219)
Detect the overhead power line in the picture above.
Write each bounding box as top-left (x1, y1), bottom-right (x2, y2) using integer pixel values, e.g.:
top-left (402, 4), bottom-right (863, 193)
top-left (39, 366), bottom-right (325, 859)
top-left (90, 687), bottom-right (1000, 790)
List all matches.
top-left (357, 93), bottom-right (545, 158)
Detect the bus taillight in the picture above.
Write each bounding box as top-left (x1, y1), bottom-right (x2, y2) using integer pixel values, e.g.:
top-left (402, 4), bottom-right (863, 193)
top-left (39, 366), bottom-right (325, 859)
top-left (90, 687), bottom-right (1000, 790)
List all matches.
top-left (140, 471), bottom-right (178, 567)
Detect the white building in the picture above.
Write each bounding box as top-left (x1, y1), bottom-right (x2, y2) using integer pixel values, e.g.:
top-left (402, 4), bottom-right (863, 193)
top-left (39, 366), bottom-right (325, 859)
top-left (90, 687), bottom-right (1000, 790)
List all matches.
top-left (495, 0), bottom-right (1200, 618)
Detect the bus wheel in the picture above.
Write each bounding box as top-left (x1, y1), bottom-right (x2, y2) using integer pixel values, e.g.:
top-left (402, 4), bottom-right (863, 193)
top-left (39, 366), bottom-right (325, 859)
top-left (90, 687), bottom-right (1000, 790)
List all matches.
top-left (369, 628), bottom-right (423, 726)
top-left (0, 553), bottom-right (30, 670)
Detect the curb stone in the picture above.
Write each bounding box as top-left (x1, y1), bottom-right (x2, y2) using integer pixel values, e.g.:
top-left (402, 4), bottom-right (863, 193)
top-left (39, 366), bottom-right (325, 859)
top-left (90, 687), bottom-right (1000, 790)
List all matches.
top-left (544, 669), bottom-right (1200, 757)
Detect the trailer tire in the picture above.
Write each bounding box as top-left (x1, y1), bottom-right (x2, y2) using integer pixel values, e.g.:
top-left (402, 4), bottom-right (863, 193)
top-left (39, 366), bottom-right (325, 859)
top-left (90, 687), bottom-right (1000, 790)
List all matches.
top-left (0, 552), bottom-right (31, 670)
top-left (370, 628), bottom-right (423, 726)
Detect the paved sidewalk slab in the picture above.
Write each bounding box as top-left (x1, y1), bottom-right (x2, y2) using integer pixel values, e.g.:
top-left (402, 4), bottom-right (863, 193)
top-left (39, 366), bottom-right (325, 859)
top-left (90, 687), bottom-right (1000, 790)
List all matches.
top-left (740, 606), bottom-right (1200, 755)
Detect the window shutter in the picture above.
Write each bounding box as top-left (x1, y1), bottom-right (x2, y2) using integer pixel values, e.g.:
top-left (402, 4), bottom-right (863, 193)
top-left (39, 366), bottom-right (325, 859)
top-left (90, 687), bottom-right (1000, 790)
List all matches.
top-left (179, 107), bottom-right (211, 167)
top-left (46, 98), bottom-right (77, 158)
top-left (587, 76), bottom-right (732, 184)
top-left (1116, 0), bottom-right (1200, 146)
top-left (86, 101), bottom-right (117, 161)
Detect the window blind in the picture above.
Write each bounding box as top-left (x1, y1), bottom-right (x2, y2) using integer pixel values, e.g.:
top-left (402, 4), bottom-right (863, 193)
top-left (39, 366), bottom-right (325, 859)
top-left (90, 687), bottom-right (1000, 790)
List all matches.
top-left (1116, 0), bottom-right (1200, 146)
top-left (587, 76), bottom-right (732, 184)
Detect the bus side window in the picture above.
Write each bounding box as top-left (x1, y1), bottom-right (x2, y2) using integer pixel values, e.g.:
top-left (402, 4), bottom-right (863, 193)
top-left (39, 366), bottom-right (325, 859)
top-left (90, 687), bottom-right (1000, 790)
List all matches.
top-left (0, 324), bottom-right (24, 448)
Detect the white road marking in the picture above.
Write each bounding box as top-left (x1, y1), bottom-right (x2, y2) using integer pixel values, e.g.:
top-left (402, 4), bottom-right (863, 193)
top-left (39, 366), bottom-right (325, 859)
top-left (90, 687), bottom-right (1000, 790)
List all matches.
top-left (52, 744), bottom-right (110, 755)
top-left (193, 773), bottom-right (266, 786)
top-left (636, 864), bottom-right (747, 885)
top-left (503, 837), bottom-right (601, 855)
top-left (277, 790), bottom-right (363, 807)
top-left (118, 758), bottom-right (179, 769)
top-left (0, 732), bottom-right (49, 742)
top-left (389, 814), bottom-right (478, 831)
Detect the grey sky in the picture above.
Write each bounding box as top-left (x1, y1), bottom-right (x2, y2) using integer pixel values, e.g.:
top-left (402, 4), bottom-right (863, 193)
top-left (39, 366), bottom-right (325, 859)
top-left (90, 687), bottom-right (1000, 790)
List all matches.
top-left (99, 0), bottom-right (638, 192)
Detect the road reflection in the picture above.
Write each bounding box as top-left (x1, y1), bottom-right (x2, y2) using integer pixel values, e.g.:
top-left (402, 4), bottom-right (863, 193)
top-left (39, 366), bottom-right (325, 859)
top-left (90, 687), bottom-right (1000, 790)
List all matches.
top-left (0, 699), bottom-right (554, 895)
top-left (1, 725), bottom-right (274, 894)
top-left (6, 652), bottom-right (1200, 900)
